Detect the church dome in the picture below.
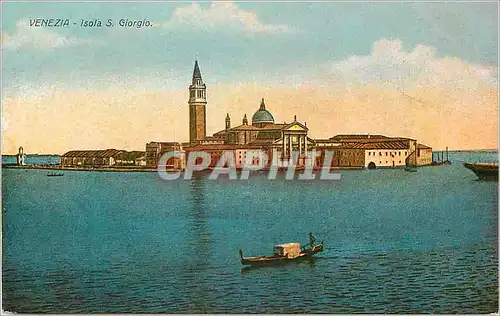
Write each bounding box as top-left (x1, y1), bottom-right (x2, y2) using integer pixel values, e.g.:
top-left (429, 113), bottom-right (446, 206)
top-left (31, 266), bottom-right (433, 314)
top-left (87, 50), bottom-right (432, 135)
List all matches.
top-left (252, 98), bottom-right (275, 125)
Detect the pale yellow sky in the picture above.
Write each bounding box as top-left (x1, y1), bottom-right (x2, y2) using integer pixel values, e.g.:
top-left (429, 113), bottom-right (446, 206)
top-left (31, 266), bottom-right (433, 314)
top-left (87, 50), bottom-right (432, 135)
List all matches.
top-left (2, 81), bottom-right (497, 155)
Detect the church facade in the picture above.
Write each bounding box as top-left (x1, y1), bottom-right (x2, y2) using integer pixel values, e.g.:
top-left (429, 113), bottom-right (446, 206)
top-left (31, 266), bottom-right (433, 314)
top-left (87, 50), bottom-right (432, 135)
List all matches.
top-left (144, 61), bottom-right (433, 170)
top-left (210, 98), bottom-right (313, 166)
top-left (185, 61), bottom-right (313, 167)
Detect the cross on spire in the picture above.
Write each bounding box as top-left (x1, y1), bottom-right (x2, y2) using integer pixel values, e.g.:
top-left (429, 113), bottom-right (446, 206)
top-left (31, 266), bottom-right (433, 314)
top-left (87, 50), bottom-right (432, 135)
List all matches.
top-left (260, 98), bottom-right (266, 110)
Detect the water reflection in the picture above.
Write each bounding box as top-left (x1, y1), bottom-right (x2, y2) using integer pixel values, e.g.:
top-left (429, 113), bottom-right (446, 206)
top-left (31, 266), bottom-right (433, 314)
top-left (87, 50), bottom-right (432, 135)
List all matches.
top-left (182, 176), bottom-right (214, 312)
top-left (2, 151), bottom-right (497, 313)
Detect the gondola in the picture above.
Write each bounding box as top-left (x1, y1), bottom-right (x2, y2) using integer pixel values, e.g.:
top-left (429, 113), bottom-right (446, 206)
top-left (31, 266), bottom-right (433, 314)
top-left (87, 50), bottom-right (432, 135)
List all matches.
top-left (239, 234), bottom-right (324, 267)
top-left (47, 172), bottom-right (64, 177)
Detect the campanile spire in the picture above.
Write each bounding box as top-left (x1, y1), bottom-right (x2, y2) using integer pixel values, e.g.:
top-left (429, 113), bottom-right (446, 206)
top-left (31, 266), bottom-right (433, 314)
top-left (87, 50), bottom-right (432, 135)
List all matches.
top-left (192, 60), bottom-right (203, 84)
top-left (188, 60), bottom-right (207, 143)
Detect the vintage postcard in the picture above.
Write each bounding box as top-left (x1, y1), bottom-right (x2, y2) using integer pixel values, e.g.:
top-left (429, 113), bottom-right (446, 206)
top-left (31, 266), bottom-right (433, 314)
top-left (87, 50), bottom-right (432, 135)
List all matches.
top-left (1, 1), bottom-right (498, 314)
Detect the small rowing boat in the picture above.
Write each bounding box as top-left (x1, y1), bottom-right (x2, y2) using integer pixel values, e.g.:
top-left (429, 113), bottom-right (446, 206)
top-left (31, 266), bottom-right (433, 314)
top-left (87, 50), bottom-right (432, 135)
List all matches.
top-left (47, 172), bottom-right (64, 177)
top-left (239, 233), bottom-right (324, 267)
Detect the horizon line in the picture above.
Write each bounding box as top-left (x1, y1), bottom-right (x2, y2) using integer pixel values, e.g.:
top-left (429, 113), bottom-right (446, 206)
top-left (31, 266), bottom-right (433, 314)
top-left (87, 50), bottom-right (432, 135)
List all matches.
top-left (2, 148), bottom-right (499, 156)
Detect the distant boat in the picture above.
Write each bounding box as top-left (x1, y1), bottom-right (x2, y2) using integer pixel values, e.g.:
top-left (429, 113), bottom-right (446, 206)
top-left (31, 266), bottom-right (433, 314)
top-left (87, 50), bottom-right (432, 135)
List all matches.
top-left (463, 162), bottom-right (498, 180)
top-left (239, 234), bottom-right (324, 267)
top-left (47, 172), bottom-right (64, 177)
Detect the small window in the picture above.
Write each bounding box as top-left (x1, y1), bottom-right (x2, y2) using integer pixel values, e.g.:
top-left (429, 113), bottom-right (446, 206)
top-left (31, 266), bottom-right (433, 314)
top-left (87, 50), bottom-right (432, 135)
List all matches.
top-left (385, 152), bottom-right (388, 156)
top-left (379, 152), bottom-right (382, 156)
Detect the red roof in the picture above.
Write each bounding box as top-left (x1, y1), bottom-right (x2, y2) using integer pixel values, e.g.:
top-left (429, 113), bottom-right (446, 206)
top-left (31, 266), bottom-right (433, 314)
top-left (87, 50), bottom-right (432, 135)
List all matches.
top-left (315, 139), bottom-right (340, 144)
top-left (259, 123), bottom-right (288, 130)
top-left (62, 149), bottom-right (124, 158)
top-left (417, 143), bottom-right (432, 149)
top-left (184, 144), bottom-right (263, 151)
top-left (213, 130), bottom-right (227, 136)
top-left (147, 141), bottom-right (181, 146)
top-left (330, 134), bottom-right (390, 141)
top-left (227, 124), bottom-right (260, 131)
top-left (339, 141), bottom-right (410, 150)
top-left (348, 137), bottom-right (412, 144)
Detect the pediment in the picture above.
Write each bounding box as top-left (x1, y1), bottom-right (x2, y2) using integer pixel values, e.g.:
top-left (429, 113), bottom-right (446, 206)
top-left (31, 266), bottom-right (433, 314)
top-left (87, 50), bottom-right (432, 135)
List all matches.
top-left (283, 122), bottom-right (308, 131)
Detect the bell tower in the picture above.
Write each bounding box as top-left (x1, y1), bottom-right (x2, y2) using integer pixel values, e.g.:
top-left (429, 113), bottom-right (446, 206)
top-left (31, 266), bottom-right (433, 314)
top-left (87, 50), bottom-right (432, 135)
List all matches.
top-left (188, 60), bottom-right (207, 144)
top-left (225, 113), bottom-right (231, 130)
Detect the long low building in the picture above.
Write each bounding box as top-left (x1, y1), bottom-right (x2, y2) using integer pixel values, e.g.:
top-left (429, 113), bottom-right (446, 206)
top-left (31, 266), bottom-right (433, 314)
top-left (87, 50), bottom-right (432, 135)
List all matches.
top-left (61, 149), bottom-right (146, 167)
top-left (315, 135), bottom-right (432, 169)
top-left (145, 135), bottom-right (433, 170)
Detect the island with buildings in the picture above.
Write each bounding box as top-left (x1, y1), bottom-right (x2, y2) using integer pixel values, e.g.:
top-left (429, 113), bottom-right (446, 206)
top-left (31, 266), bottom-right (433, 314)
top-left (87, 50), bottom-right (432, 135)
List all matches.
top-left (7, 61), bottom-right (433, 172)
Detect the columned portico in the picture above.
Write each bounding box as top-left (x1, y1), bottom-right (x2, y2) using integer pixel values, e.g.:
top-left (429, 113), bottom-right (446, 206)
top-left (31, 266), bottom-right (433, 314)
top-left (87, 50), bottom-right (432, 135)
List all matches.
top-left (278, 121), bottom-right (309, 166)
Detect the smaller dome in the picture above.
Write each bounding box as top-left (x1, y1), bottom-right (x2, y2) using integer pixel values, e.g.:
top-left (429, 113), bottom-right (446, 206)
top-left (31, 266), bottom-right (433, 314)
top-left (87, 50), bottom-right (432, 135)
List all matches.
top-left (252, 98), bottom-right (275, 125)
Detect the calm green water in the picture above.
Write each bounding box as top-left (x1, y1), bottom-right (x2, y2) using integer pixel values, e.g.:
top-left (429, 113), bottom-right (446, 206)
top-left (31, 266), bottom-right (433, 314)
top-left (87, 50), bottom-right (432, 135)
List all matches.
top-left (2, 151), bottom-right (498, 313)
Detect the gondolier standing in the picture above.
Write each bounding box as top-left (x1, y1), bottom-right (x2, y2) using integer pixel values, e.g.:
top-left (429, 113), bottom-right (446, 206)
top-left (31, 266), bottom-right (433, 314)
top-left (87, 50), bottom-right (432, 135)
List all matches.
top-left (308, 232), bottom-right (316, 248)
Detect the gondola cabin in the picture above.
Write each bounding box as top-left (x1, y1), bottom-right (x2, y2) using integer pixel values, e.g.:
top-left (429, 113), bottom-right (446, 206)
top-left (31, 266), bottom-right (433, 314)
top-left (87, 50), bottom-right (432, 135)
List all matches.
top-left (274, 243), bottom-right (301, 259)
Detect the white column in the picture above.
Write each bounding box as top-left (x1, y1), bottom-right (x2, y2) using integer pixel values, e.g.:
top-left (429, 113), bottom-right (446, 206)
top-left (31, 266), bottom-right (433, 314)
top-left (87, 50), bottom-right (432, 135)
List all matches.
top-left (284, 134), bottom-right (288, 158)
top-left (283, 134), bottom-right (287, 157)
top-left (298, 135), bottom-right (302, 157)
top-left (304, 135), bottom-right (307, 155)
top-left (282, 135), bottom-right (285, 162)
